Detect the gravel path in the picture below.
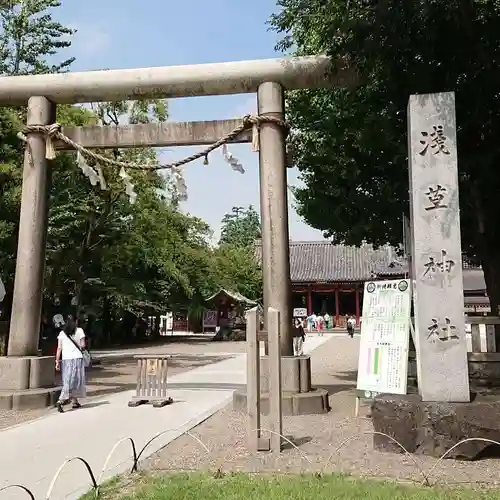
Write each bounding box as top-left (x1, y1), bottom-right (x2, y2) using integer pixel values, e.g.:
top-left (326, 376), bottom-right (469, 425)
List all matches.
top-left (145, 336), bottom-right (500, 487)
top-left (0, 339), bottom-right (243, 431)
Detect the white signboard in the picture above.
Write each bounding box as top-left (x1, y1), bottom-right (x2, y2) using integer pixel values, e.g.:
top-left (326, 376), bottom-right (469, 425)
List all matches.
top-left (293, 307), bottom-right (307, 318)
top-left (356, 279), bottom-right (411, 396)
top-left (0, 278), bottom-right (4, 303)
top-left (203, 310), bottom-right (218, 328)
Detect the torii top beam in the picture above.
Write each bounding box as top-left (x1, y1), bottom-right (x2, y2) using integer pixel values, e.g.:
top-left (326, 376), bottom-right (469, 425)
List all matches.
top-left (0, 55), bottom-right (353, 105)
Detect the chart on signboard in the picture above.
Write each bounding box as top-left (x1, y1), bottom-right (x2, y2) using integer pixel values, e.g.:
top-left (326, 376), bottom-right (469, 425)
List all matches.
top-left (356, 279), bottom-right (411, 396)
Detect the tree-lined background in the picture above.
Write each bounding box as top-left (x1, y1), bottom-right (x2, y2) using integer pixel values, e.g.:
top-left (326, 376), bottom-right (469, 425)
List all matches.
top-left (270, 0), bottom-right (500, 321)
top-left (0, 0), bottom-right (262, 349)
top-left (2, 0), bottom-right (500, 349)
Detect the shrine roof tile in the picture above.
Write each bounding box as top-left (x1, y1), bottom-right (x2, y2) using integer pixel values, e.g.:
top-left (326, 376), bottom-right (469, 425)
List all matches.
top-left (255, 241), bottom-right (400, 282)
top-left (254, 240), bottom-right (486, 291)
top-left (287, 241), bottom-right (395, 282)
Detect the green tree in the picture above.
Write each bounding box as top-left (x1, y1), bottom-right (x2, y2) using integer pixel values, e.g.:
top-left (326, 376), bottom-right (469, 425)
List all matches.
top-left (213, 206), bottom-right (262, 301)
top-left (270, 1), bottom-right (500, 315)
top-left (37, 96), bottom-right (218, 346)
top-left (213, 245), bottom-right (262, 301)
top-left (219, 205), bottom-right (261, 248)
top-left (46, 100), bottom-right (214, 322)
top-left (0, 0), bottom-right (227, 347)
top-left (0, 107), bottom-right (22, 289)
top-left (0, 0), bottom-right (75, 319)
top-left (0, 0), bottom-right (75, 75)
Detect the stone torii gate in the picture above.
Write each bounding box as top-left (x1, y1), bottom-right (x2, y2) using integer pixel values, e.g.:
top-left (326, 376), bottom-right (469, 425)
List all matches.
top-left (0, 56), bottom-right (353, 409)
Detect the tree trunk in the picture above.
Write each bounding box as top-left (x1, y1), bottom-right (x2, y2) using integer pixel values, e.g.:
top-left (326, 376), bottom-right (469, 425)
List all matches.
top-left (153, 314), bottom-right (161, 338)
top-left (102, 296), bottom-right (112, 347)
top-left (74, 212), bottom-right (97, 317)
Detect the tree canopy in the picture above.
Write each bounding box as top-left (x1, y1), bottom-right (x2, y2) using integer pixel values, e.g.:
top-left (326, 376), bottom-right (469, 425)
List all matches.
top-left (0, 0), bottom-right (75, 75)
top-left (219, 205), bottom-right (261, 248)
top-left (270, 0), bottom-right (500, 312)
top-left (0, 0), bottom-right (262, 347)
top-left (214, 205), bottom-right (262, 301)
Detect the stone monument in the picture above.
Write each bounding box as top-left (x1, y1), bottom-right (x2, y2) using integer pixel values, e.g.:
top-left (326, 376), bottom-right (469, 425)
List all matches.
top-left (408, 91), bottom-right (469, 402)
top-left (371, 92), bottom-right (500, 459)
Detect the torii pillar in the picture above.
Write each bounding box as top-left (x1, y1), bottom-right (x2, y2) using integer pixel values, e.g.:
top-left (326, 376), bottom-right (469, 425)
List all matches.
top-left (258, 81), bottom-right (293, 356)
top-left (0, 96), bottom-right (59, 410)
top-left (233, 81), bottom-right (330, 422)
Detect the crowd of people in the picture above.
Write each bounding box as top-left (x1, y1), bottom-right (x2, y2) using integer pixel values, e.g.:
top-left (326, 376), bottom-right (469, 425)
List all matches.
top-left (291, 313), bottom-right (358, 356)
top-left (303, 312), bottom-right (357, 333)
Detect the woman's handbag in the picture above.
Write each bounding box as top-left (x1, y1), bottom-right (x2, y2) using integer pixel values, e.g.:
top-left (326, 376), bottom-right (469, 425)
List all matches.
top-left (65, 332), bottom-right (92, 368)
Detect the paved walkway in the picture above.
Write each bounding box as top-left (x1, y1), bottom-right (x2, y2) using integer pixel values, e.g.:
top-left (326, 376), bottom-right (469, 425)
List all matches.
top-left (90, 331), bottom-right (352, 361)
top-left (0, 335), bottom-right (330, 500)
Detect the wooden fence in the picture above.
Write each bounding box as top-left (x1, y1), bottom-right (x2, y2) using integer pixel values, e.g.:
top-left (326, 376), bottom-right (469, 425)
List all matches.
top-left (466, 316), bottom-right (498, 353)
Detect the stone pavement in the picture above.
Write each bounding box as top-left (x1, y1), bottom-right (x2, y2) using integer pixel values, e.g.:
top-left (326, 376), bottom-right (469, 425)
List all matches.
top-left (0, 335), bottom-right (330, 500)
top-left (90, 332), bottom-right (350, 361)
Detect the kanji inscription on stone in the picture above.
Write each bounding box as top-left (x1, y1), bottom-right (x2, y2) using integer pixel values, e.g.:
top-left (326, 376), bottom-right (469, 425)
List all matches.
top-left (418, 125), bottom-right (451, 156)
top-left (427, 317), bottom-right (459, 342)
top-left (423, 250), bottom-right (455, 277)
top-left (407, 91), bottom-right (469, 402)
top-left (425, 184), bottom-right (448, 210)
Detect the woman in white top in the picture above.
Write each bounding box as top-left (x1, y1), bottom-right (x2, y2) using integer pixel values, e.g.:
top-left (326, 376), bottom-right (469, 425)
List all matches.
top-left (55, 315), bottom-right (87, 413)
top-left (347, 315), bottom-right (356, 338)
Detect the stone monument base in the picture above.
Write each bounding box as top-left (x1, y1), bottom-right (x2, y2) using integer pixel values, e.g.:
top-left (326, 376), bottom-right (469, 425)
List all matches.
top-left (233, 355), bottom-right (330, 416)
top-left (0, 356), bottom-right (60, 410)
top-left (409, 351), bottom-right (500, 387)
top-left (371, 393), bottom-right (500, 459)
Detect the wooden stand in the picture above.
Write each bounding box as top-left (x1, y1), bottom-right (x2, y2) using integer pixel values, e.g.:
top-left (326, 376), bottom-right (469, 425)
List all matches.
top-left (128, 355), bottom-right (173, 408)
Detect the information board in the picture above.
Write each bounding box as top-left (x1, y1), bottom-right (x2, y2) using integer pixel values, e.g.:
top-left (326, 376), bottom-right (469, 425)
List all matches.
top-left (293, 307), bottom-right (307, 318)
top-left (356, 279), bottom-right (411, 397)
top-left (203, 310), bottom-right (218, 329)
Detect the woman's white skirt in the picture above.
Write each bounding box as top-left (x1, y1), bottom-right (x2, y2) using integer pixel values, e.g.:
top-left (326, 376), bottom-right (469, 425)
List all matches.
top-left (60, 358), bottom-right (86, 400)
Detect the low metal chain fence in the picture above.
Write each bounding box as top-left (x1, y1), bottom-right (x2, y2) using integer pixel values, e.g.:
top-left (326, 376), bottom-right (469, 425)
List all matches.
top-left (1, 428), bottom-right (499, 499)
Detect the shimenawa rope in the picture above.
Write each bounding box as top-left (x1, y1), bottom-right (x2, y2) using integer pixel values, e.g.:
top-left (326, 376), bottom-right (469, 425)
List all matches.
top-left (17, 114), bottom-right (289, 171)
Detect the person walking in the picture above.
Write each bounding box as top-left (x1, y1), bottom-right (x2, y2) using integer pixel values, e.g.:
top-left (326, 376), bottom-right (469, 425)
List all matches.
top-left (316, 313), bottom-right (324, 336)
top-left (55, 315), bottom-right (88, 413)
top-left (292, 318), bottom-right (306, 356)
top-left (324, 312), bottom-right (331, 330)
top-left (347, 315), bottom-right (356, 338)
top-left (306, 313), bottom-right (314, 332)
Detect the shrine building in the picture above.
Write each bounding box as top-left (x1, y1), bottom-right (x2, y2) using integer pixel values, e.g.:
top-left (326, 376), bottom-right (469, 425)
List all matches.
top-left (256, 241), bottom-right (488, 328)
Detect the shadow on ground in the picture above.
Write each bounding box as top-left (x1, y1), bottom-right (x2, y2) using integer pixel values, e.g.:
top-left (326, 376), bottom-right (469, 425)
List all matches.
top-left (58, 354), bottom-right (231, 398)
top-left (94, 335), bottom-right (225, 351)
top-left (80, 401), bottom-right (110, 410)
top-left (283, 435), bottom-right (313, 449)
top-left (313, 370), bottom-right (357, 396)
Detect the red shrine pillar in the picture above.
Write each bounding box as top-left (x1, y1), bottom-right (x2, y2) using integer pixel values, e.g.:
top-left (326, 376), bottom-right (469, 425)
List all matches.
top-left (307, 286), bottom-right (312, 315)
top-left (335, 287), bottom-right (340, 326)
top-left (355, 287), bottom-right (360, 327)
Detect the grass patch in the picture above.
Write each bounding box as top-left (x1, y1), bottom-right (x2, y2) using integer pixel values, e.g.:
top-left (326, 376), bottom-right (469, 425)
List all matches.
top-left (80, 472), bottom-right (499, 500)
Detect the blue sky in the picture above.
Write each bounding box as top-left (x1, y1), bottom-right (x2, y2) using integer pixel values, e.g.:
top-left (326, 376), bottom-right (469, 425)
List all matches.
top-left (55, 0), bottom-right (325, 242)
